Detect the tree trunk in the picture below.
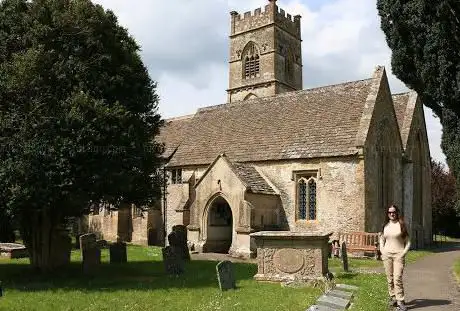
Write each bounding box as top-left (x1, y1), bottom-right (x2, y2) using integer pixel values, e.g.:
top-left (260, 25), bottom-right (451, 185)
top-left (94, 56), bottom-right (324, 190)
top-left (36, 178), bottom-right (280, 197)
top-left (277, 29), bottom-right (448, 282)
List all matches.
top-left (21, 209), bottom-right (71, 272)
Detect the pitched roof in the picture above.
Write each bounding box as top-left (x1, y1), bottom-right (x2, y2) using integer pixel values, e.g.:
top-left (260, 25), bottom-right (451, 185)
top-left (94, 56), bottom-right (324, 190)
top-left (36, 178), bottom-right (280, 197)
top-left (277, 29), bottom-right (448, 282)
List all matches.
top-left (392, 93), bottom-right (410, 132)
top-left (392, 92), bottom-right (416, 148)
top-left (194, 154), bottom-right (277, 195)
top-left (167, 78), bottom-right (374, 166)
top-left (155, 114), bottom-right (194, 159)
top-left (231, 162), bottom-right (277, 195)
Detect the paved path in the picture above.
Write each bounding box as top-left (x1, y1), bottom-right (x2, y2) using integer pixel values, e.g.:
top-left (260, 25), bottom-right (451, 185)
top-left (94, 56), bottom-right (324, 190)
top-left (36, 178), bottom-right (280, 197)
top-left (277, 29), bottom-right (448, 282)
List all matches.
top-left (403, 248), bottom-right (460, 310)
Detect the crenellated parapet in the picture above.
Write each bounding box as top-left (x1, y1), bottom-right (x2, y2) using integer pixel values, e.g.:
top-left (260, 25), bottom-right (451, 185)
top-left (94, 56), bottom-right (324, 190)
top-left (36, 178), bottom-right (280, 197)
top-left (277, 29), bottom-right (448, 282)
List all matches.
top-left (230, 0), bottom-right (301, 38)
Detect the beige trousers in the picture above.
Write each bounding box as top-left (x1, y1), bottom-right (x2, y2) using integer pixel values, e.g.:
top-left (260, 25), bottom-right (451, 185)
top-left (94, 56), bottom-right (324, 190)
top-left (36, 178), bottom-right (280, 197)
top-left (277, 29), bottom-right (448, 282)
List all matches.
top-left (382, 253), bottom-right (405, 301)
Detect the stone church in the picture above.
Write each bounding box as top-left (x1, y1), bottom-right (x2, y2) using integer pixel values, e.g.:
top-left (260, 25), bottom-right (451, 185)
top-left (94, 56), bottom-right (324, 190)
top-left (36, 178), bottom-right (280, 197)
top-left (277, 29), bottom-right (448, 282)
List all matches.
top-left (88, 0), bottom-right (431, 257)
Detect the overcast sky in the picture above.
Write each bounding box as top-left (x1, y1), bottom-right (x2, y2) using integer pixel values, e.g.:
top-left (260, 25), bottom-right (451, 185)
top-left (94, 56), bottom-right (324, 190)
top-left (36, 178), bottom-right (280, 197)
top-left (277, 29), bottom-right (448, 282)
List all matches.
top-left (92, 0), bottom-right (446, 165)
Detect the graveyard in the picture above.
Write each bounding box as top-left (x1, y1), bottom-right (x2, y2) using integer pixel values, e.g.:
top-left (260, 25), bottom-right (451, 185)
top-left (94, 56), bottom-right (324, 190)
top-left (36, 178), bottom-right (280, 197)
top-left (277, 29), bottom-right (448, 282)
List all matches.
top-left (0, 241), bottom-right (439, 311)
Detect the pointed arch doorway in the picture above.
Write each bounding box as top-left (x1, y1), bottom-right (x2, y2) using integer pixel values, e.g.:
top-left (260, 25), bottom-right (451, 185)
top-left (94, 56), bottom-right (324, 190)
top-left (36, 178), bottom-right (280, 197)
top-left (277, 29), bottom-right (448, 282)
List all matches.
top-left (203, 195), bottom-right (233, 253)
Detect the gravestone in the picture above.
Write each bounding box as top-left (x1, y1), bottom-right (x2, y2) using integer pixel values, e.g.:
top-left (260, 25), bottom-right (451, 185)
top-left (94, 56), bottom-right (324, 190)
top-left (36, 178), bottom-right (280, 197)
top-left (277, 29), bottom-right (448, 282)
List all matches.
top-left (110, 242), bottom-right (127, 264)
top-left (216, 260), bottom-right (236, 291)
top-left (171, 225), bottom-right (190, 261)
top-left (341, 241), bottom-right (349, 272)
top-left (162, 246), bottom-right (184, 275)
top-left (79, 233), bottom-right (101, 272)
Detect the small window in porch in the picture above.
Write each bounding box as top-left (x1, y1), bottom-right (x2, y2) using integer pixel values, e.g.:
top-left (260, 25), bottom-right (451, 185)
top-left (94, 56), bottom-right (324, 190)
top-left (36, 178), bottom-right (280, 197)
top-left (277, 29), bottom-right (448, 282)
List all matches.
top-left (170, 168), bottom-right (182, 184)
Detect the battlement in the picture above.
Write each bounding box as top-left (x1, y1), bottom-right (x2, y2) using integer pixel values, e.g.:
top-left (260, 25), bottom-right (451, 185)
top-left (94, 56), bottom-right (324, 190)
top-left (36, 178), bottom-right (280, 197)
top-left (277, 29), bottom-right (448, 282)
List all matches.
top-left (230, 0), bottom-right (301, 37)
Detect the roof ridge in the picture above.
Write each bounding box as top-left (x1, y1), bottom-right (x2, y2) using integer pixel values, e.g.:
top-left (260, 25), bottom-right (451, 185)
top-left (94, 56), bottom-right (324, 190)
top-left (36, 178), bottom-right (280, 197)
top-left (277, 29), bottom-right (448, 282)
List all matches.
top-left (164, 114), bottom-right (195, 122)
top-left (392, 92), bottom-right (410, 97)
top-left (301, 78), bottom-right (373, 93)
top-left (196, 78), bottom-right (374, 114)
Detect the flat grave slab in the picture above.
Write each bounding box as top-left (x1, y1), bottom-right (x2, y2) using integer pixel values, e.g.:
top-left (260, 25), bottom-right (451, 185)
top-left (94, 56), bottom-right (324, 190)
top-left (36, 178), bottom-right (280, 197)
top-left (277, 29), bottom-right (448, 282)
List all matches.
top-left (327, 289), bottom-right (353, 300)
top-left (317, 294), bottom-right (350, 310)
top-left (0, 243), bottom-right (28, 259)
top-left (335, 284), bottom-right (359, 292)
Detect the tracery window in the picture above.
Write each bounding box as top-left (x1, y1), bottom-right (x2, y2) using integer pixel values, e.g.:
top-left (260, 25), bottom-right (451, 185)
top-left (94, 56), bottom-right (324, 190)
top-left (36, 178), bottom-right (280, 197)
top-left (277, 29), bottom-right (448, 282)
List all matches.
top-left (297, 175), bottom-right (317, 220)
top-left (242, 42), bottom-right (260, 79)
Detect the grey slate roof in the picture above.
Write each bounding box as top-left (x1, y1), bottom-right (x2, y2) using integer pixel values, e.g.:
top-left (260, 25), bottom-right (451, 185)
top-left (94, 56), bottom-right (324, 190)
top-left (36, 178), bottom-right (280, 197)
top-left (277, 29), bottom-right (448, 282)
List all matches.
top-left (232, 162), bottom-right (277, 195)
top-left (166, 78), bottom-right (374, 167)
top-left (155, 114), bottom-right (194, 159)
top-left (193, 154), bottom-right (277, 195)
top-left (392, 93), bottom-right (410, 133)
top-left (392, 92), bottom-right (415, 148)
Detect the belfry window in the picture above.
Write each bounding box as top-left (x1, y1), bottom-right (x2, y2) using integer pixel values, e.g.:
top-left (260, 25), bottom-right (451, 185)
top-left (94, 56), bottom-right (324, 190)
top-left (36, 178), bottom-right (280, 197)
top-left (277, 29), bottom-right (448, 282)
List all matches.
top-left (242, 42), bottom-right (260, 79)
top-left (295, 173), bottom-right (318, 221)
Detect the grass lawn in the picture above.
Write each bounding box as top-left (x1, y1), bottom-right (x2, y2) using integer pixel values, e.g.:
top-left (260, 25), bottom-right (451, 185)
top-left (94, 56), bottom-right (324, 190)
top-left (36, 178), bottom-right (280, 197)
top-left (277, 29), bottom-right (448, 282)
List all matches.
top-left (2, 245), bottom-right (431, 311)
top-left (0, 246), bottom-right (322, 311)
top-left (454, 257), bottom-right (460, 284)
top-left (328, 249), bottom-right (434, 271)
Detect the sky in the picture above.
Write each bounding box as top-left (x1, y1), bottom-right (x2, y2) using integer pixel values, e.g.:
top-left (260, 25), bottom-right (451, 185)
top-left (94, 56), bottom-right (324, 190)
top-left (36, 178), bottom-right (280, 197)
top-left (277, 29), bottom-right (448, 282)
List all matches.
top-left (92, 0), bottom-right (447, 165)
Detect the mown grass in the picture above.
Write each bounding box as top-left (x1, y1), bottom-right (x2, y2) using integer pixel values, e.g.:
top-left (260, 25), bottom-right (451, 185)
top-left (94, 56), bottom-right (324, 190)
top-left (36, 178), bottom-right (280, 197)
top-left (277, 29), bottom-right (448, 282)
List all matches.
top-left (328, 249), bottom-right (434, 271)
top-left (334, 272), bottom-right (388, 311)
top-left (0, 246), bottom-right (322, 311)
top-left (1, 244), bottom-right (437, 311)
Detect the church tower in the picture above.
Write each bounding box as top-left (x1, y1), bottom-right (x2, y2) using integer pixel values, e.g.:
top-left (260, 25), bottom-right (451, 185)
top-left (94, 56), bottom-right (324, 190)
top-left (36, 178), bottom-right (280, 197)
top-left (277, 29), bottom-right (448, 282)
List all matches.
top-left (227, 0), bottom-right (303, 103)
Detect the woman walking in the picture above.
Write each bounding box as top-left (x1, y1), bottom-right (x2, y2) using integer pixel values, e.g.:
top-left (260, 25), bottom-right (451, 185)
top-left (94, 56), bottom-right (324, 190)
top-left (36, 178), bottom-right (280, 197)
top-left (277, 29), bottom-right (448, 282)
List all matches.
top-left (379, 204), bottom-right (411, 311)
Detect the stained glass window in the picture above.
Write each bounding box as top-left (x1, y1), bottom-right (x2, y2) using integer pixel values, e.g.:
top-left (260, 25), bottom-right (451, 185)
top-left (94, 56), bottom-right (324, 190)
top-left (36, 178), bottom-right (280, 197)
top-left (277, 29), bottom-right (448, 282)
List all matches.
top-left (298, 179), bottom-right (307, 219)
top-left (308, 178), bottom-right (317, 220)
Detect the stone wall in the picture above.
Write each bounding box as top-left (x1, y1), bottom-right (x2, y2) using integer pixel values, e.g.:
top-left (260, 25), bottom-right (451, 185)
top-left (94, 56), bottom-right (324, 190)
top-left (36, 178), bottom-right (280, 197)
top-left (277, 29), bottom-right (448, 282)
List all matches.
top-left (227, 1), bottom-right (301, 102)
top-left (88, 211), bottom-right (118, 241)
top-left (88, 206), bottom-right (164, 245)
top-left (361, 69), bottom-right (404, 232)
top-left (255, 157), bottom-right (365, 237)
top-left (168, 155), bottom-right (367, 249)
top-left (404, 97), bottom-right (432, 247)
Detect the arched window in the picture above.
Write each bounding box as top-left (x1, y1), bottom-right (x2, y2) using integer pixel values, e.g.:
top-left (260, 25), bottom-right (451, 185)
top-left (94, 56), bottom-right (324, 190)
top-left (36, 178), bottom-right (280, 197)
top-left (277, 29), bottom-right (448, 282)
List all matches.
top-left (308, 178), bottom-right (317, 220)
top-left (297, 177), bottom-right (317, 220)
top-left (243, 93), bottom-right (258, 100)
top-left (242, 42), bottom-right (260, 79)
top-left (298, 179), bottom-right (307, 219)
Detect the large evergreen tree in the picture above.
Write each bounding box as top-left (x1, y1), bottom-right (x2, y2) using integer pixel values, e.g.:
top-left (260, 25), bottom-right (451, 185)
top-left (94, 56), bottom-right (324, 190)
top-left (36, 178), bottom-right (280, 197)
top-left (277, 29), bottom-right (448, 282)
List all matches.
top-left (377, 0), bottom-right (460, 191)
top-left (377, 0), bottom-right (460, 118)
top-left (0, 0), bottom-right (164, 271)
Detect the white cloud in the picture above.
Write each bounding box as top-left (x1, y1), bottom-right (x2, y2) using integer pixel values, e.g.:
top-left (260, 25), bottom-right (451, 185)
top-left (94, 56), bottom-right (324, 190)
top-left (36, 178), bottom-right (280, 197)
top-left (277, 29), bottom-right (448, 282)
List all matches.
top-left (92, 0), bottom-right (446, 165)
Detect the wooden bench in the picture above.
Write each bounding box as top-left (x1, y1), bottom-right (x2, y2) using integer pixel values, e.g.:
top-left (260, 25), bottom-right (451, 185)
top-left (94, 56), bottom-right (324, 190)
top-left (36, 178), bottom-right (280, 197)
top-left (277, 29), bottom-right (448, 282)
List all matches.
top-left (337, 232), bottom-right (380, 259)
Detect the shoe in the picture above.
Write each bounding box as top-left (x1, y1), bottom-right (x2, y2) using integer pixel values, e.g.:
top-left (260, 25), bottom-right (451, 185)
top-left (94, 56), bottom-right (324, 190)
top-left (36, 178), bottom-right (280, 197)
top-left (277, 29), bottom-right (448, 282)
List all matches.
top-left (388, 296), bottom-right (397, 307)
top-left (396, 301), bottom-right (407, 311)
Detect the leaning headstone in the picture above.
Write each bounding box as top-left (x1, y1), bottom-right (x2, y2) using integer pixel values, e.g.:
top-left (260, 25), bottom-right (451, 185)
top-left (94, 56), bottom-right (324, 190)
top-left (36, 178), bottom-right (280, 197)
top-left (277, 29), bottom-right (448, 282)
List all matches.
top-left (110, 242), bottom-right (127, 264)
top-left (79, 233), bottom-right (101, 273)
top-left (171, 225), bottom-right (190, 261)
top-left (216, 260), bottom-right (236, 291)
top-left (162, 246), bottom-right (184, 275)
top-left (341, 241), bottom-right (349, 272)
